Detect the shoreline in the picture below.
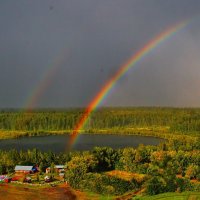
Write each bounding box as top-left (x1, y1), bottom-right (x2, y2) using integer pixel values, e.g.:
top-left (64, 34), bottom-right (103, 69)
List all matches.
top-left (0, 127), bottom-right (198, 142)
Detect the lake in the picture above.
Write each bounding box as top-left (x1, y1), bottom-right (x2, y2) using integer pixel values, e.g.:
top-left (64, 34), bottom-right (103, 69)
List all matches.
top-left (0, 134), bottom-right (164, 153)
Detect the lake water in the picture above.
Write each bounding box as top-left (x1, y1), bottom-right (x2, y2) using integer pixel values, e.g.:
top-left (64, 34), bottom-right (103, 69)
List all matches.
top-left (0, 134), bottom-right (164, 153)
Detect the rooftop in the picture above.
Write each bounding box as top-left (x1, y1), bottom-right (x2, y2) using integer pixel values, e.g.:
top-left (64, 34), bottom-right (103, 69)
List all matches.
top-left (14, 166), bottom-right (33, 171)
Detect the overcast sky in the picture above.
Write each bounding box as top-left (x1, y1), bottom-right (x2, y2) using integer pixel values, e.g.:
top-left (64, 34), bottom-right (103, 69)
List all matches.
top-left (1, 0), bottom-right (200, 108)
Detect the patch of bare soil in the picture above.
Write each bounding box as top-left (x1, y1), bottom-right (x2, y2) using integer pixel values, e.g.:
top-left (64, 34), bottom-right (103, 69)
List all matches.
top-left (0, 183), bottom-right (83, 200)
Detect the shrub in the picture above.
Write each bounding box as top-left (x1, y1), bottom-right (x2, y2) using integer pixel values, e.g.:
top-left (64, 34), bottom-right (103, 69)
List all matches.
top-left (78, 173), bottom-right (137, 195)
top-left (185, 164), bottom-right (199, 179)
top-left (176, 178), bottom-right (192, 192)
top-left (145, 176), bottom-right (166, 195)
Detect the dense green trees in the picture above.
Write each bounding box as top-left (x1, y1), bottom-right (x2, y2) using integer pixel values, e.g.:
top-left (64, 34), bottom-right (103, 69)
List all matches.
top-left (0, 148), bottom-right (71, 174)
top-left (146, 176), bottom-right (166, 195)
top-left (76, 172), bottom-right (138, 195)
top-left (92, 147), bottom-right (119, 171)
top-left (65, 141), bottom-right (200, 196)
top-left (0, 108), bottom-right (200, 137)
top-left (65, 153), bottom-right (98, 188)
top-left (42, 140), bottom-right (200, 195)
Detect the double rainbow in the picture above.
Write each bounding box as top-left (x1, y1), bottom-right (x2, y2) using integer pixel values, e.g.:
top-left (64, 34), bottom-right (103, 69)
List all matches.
top-left (68, 20), bottom-right (189, 149)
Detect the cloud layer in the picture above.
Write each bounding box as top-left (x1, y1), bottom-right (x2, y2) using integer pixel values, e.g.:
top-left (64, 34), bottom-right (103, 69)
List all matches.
top-left (0, 0), bottom-right (200, 108)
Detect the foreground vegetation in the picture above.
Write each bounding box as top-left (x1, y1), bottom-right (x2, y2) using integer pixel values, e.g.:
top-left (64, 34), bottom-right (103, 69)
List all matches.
top-left (0, 138), bottom-right (199, 198)
top-left (65, 140), bottom-right (200, 197)
top-left (133, 192), bottom-right (200, 200)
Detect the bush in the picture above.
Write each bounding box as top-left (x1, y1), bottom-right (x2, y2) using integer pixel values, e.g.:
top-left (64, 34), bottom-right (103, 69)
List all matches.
top-left (0, 165), bottom-right (6, 174)
top-left (145, 176), bottom-right (166, 195)
top-left (92, 147), bottom-right (119, 171)
top-left (185, 164), bottom-right (199, 179)
top-left (190, 182), bottom-right (200, 192)
top-left (78, 173), bottom-right (138, 195)
top-left (176, 178), bottom-right (192, 192)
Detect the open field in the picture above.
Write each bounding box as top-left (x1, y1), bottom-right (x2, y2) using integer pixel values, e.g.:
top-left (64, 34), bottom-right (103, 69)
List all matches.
top-left (106, 170), bottom-right (148, 183)
top-left (2, 184), bottom-right (199, 200)
top-left (134, 192), bottom-right (200, 200)
top-left (0, 183), bottom-right (88, 200)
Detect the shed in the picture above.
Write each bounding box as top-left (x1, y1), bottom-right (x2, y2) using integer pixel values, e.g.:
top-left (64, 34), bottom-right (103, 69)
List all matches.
top-left (14, 165), bottom-right (35, 174)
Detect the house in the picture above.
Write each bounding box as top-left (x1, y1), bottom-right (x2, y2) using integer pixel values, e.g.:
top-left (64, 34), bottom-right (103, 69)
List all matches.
top-left (46, 165), bottom-right (66, 174)
top-left (14, 165), bottom-right (37, 174)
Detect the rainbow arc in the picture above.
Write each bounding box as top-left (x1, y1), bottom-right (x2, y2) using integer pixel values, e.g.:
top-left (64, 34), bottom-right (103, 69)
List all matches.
top-left (68, 20), bottom-right (189, 149)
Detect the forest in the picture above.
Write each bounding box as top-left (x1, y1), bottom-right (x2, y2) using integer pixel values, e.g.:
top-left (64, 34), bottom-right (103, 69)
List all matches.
top-left (0, 107), bottom-right (200, 140)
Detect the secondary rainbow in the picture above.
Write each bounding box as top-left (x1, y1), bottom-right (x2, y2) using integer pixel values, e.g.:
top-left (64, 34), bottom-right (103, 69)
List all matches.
top-left (24, 49), bottom-right (68, 111)
top-left (68, 20), bottom-right (189, 149)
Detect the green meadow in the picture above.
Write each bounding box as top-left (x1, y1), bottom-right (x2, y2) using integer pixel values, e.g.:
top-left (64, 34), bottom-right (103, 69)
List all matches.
top-left (133, 192), bottom-right (200, 200)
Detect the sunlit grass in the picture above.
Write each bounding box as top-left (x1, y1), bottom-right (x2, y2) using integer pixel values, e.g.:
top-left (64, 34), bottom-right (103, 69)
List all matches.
top-left (133, 192), bottom-right (200, 200)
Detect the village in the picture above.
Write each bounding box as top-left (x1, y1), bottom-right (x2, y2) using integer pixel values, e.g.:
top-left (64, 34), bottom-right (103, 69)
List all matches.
top-left (0, 164), bottom-right (67, 185)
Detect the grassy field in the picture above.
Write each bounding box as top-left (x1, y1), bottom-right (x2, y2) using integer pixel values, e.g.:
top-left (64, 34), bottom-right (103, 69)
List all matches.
top-left (0, 183), bottom-right (117, 200)
top-left (0, 183), bottom-right (88, 200)
top-left (2, 185), bottom-right (199, 200)
top-left (133, 192), bottom-right (200, 200)
top-left (0, 126), bottom-right (196, 141)
top-left (106, 170), bottom-right (148, 183)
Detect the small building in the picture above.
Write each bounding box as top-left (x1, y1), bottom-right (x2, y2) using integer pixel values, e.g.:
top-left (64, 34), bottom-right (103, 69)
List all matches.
top-left (59, 172), bottom-right (65, 177)
top-left (46, 165), bottom-right (66, 174)
top-left (44, 175), bottom-right (51, 182)
top-left (14, 165), bottom-right (37, 174)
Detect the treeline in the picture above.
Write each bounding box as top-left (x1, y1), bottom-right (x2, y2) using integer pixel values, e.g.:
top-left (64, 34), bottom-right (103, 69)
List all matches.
top-left (1, 108), bottom-right (200, 134)
top-left (0, 138), bottom-right (200, 196)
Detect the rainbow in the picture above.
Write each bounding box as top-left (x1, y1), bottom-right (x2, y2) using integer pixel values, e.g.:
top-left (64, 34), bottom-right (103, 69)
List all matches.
top-left (68, 20), bottom-right (189, 149)
top-left (24, 50), bottom-right (68, 111)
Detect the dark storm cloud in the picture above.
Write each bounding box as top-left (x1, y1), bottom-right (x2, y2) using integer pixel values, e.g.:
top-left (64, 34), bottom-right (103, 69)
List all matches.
top-left (0, 0), bottom-right (200, 108)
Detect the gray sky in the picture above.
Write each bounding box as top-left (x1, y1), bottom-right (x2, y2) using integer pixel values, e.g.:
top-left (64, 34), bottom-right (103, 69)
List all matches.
top-left (0, 0), bottom-right (200, 108)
